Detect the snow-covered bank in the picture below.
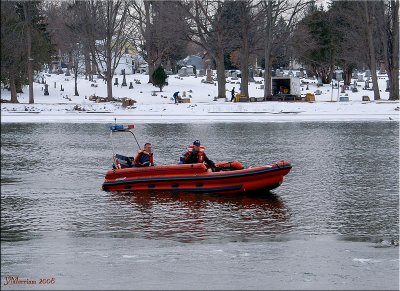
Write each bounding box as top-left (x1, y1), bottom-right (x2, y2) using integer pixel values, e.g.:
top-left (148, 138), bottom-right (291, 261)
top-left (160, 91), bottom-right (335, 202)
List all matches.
top-left (1, 101), bottom-right (399, 123)
top-left (1, 71), bottom-right (399, 123)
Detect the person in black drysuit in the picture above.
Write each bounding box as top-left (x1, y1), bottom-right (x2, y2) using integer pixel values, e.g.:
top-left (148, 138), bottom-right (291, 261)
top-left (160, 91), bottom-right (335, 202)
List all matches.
top-left (180, 140), bottom-right (216, 170)
top-left (173, 91), bottom-right (180, 104)
top-left (230, 87), bottom-right (236, 102)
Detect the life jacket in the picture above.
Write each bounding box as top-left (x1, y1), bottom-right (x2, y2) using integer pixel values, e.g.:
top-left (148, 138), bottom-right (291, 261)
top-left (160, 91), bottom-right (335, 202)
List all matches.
top-left (134, 150), bottom-right (154, 166)
top-left (186, 145), bottom-right (205, 163)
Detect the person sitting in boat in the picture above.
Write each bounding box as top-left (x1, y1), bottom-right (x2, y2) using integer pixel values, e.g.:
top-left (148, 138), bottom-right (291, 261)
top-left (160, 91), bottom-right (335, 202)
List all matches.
top-left (134, 143), bottom-right (154, 167)
top-left (180, 140), bottom-right (216, 170)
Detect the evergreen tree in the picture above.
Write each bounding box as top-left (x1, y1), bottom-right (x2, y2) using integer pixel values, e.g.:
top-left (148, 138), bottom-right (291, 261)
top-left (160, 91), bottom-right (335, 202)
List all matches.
top-left (152, 65), bottom-right (167, 92)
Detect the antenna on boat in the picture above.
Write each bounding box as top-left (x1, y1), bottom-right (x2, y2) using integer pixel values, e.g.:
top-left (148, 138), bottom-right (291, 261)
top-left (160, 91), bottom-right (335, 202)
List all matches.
top-left (131, 131), bottom-right (141, 150)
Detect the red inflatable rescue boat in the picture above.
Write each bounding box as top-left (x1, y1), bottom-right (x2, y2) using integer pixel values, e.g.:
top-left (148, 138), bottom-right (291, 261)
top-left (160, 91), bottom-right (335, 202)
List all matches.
top-left (102, 123), bottom-right (292, 194)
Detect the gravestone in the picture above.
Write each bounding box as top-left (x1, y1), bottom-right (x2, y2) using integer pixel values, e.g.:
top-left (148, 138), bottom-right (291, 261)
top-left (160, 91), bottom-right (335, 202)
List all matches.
top-left (206, 69), bottom-right (213, 83)
top-left (114, 78), bottom-right (119, 86)
top-left (362, 95), bottom-right (370, 101)
top-left (275, 69), bottom-right (283, 77)
top-left (198, 69), bottom-right (205, 77)
top-left (60, 84), bottom-right (64, 91)
top-left (44, 84), bottom-right (49, 96)
top-left (288, 70), bottom-right (294, 77)
top-left (379, 62), bottom-right (386, 74)
top-left (335, 72), bottom-right (343, 81)
top-left (54, 82), bottom-right (57, 88)
top-left (178, 67), bottom-right (188, 77)
top-left (340, 85), bottom-right (345, 93)
top-left (65, 67), bottom-right (71, 76)
top-left (364, 80), bottom-right (370, 89)
top-left (299, 68), bottom-right (304, 78)
top-left (317, 77), bottom-right (323, 87)
top-left (357, 74), bottom-right (364, 82)
top-left (352, 70), bottom-right (358, 79)
top-left (248, 67), bottom-right (255, 82)
top-left (129, 82), bottom-right (133, 89)
top-left (271, 70), bottom-right (276, 77)
top-left (365, 70), bottom-right (371, 78)
top-left (121, 69), bottom-right (127, 86)
top-left (231, 71), bottom-right (238, 80)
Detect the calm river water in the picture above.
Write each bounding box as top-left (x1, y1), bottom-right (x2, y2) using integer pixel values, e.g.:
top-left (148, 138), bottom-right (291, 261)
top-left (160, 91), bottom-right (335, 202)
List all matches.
top-left (1, 121), bottom-right (399, 290)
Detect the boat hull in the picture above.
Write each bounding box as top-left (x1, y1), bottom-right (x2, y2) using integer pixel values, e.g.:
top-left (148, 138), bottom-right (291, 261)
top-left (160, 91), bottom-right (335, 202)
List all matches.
top-left (102, 161), bottom-right (291, 194)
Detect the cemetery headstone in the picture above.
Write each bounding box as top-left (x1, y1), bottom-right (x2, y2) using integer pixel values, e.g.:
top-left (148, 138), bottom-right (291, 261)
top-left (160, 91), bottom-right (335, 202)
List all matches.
top-left (299, 68), bottom-right (304, 78)
top-left (60, 84), bottom-right (64, 91)
top-left (248, 67), bottom-right (255, 82)
top-left (114, 78), bottom-right (119, 86)
top-left (357, 74), bottom-right (364, 82)
top-left (129, 82), bottom-right (133, 89)
top-left (206, 69), bottom-right (213, 83)
top-left (365, 69), bottom-right (371, 78)
top-left (231, 71), bottom-right (238, 80)
top-left (54, 82), bottom-right (57, 88)
top-left (121, 69), bottom-right (127, 86)
top-left (65, 67), bottom-right (71, 76)
top-left (379, 62), bottom-right (386, 74)
top-left (317, 77), bottom-right (323, 87)
top-left (44, 84), bottom-right (49, 96)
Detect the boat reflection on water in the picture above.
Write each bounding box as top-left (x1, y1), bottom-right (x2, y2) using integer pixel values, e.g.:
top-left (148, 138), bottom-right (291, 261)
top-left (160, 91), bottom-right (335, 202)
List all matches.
top-left (109, 190), bottom-right (291, 243)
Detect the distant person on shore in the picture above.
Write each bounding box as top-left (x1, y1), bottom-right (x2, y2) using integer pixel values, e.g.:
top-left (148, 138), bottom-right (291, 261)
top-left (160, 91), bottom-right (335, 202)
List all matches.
top-left (134, 143), bottom-right (154, 167)
top-left (180, 140), bottom-right (216, 170)
top-left (173, 91), bottom-right (180, 104)
top-left (231, 87), bottom-right (236, 102)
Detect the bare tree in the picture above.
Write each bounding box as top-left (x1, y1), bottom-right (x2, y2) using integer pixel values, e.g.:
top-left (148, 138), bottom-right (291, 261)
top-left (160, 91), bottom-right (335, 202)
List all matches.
top-left (128, 0), bottom-right (188, 84)
top-left (261, 0), bottom-right (311, 99)
top-left (364, 1), bottom-right (380, 100)
top-left (377, 0), bottom-right (399, 100)
top-left (182, 0), bottom-right (233, 99)
top-left (83, 0), bottom-right (131, 100)
top-left (236, 0), bottom-right (256, 98)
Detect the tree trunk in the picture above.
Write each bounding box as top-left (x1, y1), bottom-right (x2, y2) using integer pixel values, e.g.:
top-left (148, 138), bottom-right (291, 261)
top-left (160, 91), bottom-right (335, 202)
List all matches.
top-left (144, 1), bottom-right (154, 84)
top-left (24, 2), bottom-right (34, 104)
top-left (389, 0), bottom-right (399, 100)
top-left (364, 2), bottom-right (380, 100)
top-left (9, 73), bottom-right (19, 103)
top-left (74, 61), bottom-right (79, 96)
top-left (216, 48), bottom-right (226, 99)
top-left (344, 66), bottom-right (352, 86)
top-left (263, 2), bottom-right (273, 99)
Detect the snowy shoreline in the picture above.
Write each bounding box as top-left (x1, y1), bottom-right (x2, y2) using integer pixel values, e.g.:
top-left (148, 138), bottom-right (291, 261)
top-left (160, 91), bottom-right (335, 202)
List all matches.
top-left (1, 72), bottom-right (399, 123)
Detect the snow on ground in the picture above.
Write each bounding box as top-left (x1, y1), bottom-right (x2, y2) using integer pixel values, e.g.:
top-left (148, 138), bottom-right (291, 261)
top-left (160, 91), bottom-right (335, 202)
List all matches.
top-left (1, 71), bottom-right (399, 123)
